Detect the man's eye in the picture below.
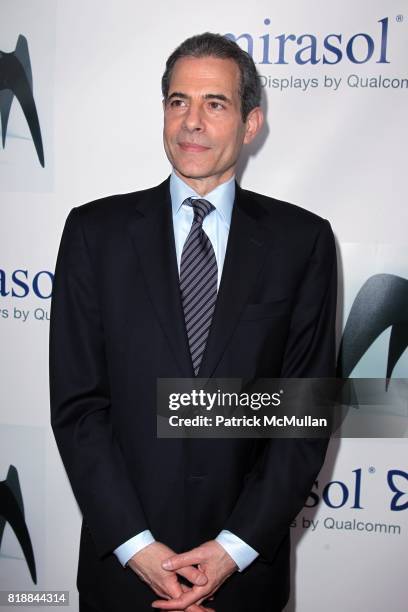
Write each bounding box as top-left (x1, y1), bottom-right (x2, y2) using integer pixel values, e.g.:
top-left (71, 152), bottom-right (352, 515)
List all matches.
top-left (169, 99), bottom-right (186, 108)
top-left (208, 101), bottom-right (225, 110)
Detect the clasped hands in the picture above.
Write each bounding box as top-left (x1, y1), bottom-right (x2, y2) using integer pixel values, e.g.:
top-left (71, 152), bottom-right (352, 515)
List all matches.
top-left (128, 540), bottom-right (237, 611)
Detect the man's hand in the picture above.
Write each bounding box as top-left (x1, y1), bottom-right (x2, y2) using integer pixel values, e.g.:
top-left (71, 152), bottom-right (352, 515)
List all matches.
top-left (151, 540), bottom-right (238, 610)
top-left (128, 541), bottom-right (213, 611)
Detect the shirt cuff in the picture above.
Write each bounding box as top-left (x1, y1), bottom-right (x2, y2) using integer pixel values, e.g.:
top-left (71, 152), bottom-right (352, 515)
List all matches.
top-left (113, 530), bottom-right (156, 567)
top-left (215, 530), bottom-right (259, 572)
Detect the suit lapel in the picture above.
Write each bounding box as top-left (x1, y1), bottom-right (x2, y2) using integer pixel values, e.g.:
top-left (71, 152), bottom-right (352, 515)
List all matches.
top-left (127, 178), bottom-right (194, 378)
top-left (198, 184), bottom-right (271, 378)
top-left (127, 179), bottom-right (273, 380)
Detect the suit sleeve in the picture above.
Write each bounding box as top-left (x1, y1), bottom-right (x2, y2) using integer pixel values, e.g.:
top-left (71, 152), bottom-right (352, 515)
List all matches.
top-left (49, 208), bottom-right (149, 558)
top-left (224, 219), bottom-right (337, 562)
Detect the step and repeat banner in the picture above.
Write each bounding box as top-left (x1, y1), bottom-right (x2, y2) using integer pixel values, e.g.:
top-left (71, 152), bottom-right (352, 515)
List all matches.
top-left (1, 1), bottom-right (407, 610)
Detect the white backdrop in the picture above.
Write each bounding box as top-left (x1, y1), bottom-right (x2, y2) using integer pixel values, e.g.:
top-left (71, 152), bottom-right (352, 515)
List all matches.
top-left (1, 1), bottom-right (407, 610)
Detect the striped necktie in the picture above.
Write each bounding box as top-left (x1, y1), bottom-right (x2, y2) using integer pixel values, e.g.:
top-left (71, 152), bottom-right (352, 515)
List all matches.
top-left (180, 197), bottom-right (218, 376)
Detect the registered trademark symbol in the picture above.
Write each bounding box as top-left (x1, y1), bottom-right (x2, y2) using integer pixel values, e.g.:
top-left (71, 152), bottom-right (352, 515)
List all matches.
top-left (280, 389), bottom-right (284, 394)
top-left (368, 466), bottom-right (376, 474)
top-left (396, 14), bottom-right (403, 22)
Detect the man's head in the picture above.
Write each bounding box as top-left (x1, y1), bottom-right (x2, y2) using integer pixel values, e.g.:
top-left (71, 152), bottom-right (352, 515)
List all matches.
top-left (162, 33), bottom-right (261, 122)
top-left (162, 33), bottom-right (264, 195)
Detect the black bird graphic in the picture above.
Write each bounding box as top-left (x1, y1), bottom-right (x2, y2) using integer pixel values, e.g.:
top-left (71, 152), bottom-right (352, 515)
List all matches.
top-left (337, 273), bottom-right (408, 388)
top-left (0, 465), bottom-right (37, 583)
top-left (0, 34), bottom-right (44, 166)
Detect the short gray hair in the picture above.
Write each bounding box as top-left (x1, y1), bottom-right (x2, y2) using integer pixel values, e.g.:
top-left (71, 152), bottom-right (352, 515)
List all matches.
top-left (161, 32), bottom-right (261, 121)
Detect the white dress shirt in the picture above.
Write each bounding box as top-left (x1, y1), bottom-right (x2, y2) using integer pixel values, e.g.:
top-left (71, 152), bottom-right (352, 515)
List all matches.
top-left (114, 172), bottom-right (259, 572)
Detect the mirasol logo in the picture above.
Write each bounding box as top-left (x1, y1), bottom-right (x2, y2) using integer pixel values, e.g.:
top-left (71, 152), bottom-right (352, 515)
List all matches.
top-left (306, 468), bottom-right (408, 511)
top-left (0, 268), bottom-right (53, 299)
top-left (225, 17), bottom-right (391, 65)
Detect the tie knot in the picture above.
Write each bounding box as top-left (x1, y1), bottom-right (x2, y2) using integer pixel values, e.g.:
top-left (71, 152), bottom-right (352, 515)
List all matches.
top-left (185, 197), bottom-right (215, 224)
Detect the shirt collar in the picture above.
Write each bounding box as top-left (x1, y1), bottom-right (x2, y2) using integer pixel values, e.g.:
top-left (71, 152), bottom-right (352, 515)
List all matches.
top-left (170, 171), bottom-right (235, 227)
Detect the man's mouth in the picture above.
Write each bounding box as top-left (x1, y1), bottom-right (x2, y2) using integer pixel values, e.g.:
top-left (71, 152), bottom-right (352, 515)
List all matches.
top-left (178, 142), bottom-right (210, 153)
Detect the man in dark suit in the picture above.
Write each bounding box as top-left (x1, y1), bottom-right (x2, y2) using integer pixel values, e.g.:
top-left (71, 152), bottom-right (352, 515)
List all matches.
top-left (49, 33), bottom-right (337, 612)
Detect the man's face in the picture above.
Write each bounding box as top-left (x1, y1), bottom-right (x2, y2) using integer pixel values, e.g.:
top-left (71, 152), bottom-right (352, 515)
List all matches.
top-left (163, 55), bottom-right (262, 194)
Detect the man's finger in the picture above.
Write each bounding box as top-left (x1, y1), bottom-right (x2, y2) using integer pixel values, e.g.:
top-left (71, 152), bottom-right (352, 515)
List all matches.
top-left (195, 591), bottom-right (217, 606)
top-left (176, 565), bottom-right (208, 586)
top-left (181, 584), bottom-right (215, 612)
top-left (152, 586), bottom-right (208, 610)
top-left (188, 606), bottom-right (215, 612)
top-left (161, 576), bottom-right (183, 601)
top-left (162, 551), bottom-right (202, 571)
top-left (163, 581), bottom-right (214, 612)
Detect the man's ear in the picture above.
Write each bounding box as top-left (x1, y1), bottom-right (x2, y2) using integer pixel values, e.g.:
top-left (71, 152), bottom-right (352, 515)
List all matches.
top-left (243, 107), bottom-right (264, 144)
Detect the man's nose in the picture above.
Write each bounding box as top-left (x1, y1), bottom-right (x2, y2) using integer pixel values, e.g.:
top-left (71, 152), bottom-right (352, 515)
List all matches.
top-left (182, 103), bottom-right (204, 132)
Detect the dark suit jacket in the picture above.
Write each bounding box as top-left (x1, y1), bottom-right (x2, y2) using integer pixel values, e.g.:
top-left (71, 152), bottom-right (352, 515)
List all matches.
top-left (49, 177), bottom-right (337, 612)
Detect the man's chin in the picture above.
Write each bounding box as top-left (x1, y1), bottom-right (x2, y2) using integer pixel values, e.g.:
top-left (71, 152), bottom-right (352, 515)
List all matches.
top-left (173, 166), bottom-right (213, 182)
